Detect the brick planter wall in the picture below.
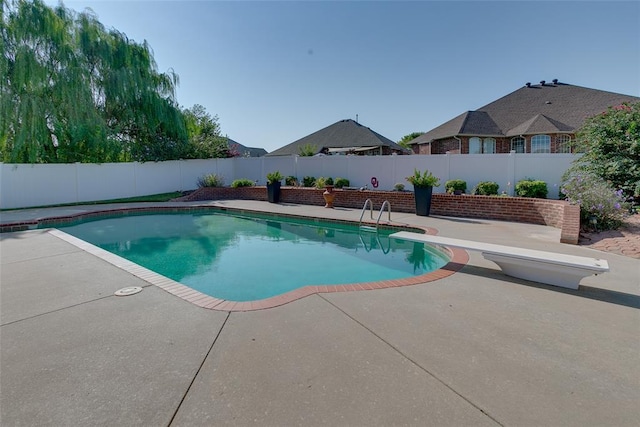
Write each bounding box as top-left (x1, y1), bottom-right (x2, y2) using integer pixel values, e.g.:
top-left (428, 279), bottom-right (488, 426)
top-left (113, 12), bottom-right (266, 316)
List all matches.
top-left (179, 187), bottom-right (580, 244)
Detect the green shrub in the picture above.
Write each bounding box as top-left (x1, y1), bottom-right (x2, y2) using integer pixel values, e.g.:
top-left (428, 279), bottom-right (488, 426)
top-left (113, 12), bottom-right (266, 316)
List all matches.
top-left (285, 176), bottom-right (298, 186)
top-left (515, 179), bottom-right (547, 198)
top-left (445, 179), bottom-right (467, 194)
top-left (561, 171), bottom-right (629, 230)
top-left (315, 177), bottom-right (327, 188)
top-left (197, 173), bottom-right (224, 188)
top-left (474, 181), bottom-right (499, 196)
top-left (302, 176), bottom-right (316, 187)
top-left (394, 183), bottom-right (405, 191)
top-left (334, 177), bottom-right (350, 188)
top-left (231, 179), bottom-right (255, 188)
top-left (324, 177), bottom-right (334, 186)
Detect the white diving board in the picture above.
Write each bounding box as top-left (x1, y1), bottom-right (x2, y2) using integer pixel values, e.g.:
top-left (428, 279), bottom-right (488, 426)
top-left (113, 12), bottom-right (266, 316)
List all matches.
top-left (390, 232), bottom-right (609, 290)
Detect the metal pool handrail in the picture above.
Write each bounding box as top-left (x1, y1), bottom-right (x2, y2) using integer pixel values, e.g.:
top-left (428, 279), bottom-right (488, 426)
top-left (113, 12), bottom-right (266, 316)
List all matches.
top-left (359, 199), bottom-right (374, 227)
top-left (359, 199), bottom-right (392, 231)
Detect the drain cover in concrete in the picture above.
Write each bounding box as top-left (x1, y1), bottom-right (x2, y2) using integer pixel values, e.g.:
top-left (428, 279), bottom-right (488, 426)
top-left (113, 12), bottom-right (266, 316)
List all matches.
top-left (114, 286), bottom-right (143, 296)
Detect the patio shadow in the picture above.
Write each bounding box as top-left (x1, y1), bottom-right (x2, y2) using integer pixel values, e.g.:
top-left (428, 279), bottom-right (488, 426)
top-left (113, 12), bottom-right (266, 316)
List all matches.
top-left (461, 265), bottom-right (640, 309)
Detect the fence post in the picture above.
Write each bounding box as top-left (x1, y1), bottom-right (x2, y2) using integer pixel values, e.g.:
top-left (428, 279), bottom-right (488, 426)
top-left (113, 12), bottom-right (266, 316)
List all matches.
top-left (74, 162), bottom-right (80, 203)
top-left (133, 162), bottom-right (139, 197)
top-left (507, 151), bottom-right (516, 196)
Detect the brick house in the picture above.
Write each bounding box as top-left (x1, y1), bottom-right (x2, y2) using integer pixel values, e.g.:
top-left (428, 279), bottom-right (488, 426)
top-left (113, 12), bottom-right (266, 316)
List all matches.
top-left (409, 80), bottom-right (639, 155)
top-left (267, 119), bottom-right (409, 156)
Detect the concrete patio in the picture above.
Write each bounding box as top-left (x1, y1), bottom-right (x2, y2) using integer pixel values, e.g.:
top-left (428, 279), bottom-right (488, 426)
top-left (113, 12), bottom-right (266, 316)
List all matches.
top-left (1, 200), bottom-right (639, 426)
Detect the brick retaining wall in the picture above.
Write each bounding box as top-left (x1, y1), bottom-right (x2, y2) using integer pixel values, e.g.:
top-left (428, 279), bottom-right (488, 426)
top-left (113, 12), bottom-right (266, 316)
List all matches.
top-left (180, 187), bottom-right (580, 244)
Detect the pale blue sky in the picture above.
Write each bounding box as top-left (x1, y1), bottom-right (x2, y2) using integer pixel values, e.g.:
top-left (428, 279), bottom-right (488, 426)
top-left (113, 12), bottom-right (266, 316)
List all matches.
top-left (47, 1), bottom-right (639, 152)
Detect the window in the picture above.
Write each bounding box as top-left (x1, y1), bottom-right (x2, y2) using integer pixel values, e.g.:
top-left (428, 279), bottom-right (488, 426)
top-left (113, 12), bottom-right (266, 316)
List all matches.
top-left (531, 135), bottom-right (551, 153)
top-left (469, 137), bottom-right (496, 154)
top-left (483, 138), bottom-right (496, 154)
top-left (469, 137), bottom-right (482, 154)
top-left (511, 137), bottom-right (525, 153)
top-left (556, 135), bottom-right (572, 153)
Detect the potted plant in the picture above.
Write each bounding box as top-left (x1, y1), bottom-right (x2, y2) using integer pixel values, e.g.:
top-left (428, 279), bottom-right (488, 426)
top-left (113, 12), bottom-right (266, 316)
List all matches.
top-left (266, 171), bottom-right (283, 203)
top-left (406, 169), bottom-right (440, 216)
top-left (316, 177), bottom-right (336, 208)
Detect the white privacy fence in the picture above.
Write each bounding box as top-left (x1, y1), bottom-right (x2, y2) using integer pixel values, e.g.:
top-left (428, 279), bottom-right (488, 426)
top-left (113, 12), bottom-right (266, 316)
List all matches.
top-left (0, 153), bottom-right (578, 209)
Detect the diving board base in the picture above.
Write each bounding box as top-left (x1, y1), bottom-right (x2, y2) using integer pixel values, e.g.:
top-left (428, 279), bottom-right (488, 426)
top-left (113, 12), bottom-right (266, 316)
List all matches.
top-left (482, 252), bottom-right (593, 290)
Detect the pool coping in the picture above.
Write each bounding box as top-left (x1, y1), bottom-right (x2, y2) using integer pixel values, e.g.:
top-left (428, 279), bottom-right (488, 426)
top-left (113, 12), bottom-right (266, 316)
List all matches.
top-left (21, 205), bottom-right (469, 312)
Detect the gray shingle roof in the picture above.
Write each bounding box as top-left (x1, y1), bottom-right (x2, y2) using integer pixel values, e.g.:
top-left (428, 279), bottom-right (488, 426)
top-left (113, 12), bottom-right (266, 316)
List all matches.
top-left (266, 119), bottom-right (408, 156)
top-left (459, 111), bottom-right (502, 135)
top-left (412, 82), bottom-right (640, 145)
top-left (226, 138), bottom-right (268, 157)
top-left (506, 114), bottom-right (573, 136)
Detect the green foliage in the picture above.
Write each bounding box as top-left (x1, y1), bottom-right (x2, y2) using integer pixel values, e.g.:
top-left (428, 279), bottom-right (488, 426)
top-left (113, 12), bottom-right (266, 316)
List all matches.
top-left (0, 0), bottom-right (187, 163)
top-left (325, 177), bottom-right (334, 186)
top-left (561, 171), bottom-right (629, 230)
top-left (302, 176), bottom-right (316, 187)
top-left (266, 171), bottom-right (283, 184)
top-left (568, 102), bottom-right (640, 201)
top-left (406, 169), bottom-right (440, 188)
top-left (334, 177), bottom-right (349, 188)
top-left (197, 173), bottom-right (224, 188)
top-left (298, 143), bottom-right (317, 156)
top-left (182, 105), bottom-right (233, 159)
top-left (394, 183), bottom-right (405, 191)
top-left (445, 179), bottom-right (467, 194)
top-left (315, 177), bottom-right (327, 188)
top-left (398, 132), bottom-right (424, 149)
top-left (231, 178), bottom-right (255, 188)
top-left (285, 176), bottom-right (298, 186)
top-left (515, 179), bottom-right (548, 198)
top-left (473, 181), bottom-right (499, 196)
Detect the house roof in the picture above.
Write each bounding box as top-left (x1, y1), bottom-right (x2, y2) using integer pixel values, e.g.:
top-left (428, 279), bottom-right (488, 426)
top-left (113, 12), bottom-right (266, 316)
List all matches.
top-left (266, 119), bottom-right (408, 156)
top-left (226, 138), bottom-right (268, 157)
top-left (412, 81), bottom-right (640, 145)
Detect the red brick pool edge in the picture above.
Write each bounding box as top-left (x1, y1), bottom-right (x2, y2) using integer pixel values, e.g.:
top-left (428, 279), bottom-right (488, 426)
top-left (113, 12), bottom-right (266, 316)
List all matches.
top-left (46, 219), bottom-right (469, 312)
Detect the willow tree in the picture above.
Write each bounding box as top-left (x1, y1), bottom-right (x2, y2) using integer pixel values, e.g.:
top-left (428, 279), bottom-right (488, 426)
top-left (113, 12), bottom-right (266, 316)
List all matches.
top-left (0, 0), bottom-right (187, 163)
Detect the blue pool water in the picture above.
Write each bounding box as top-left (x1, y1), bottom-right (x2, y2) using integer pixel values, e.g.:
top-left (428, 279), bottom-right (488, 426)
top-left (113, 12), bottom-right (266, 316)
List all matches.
top-left (56, 211), bottom-right (449, 301)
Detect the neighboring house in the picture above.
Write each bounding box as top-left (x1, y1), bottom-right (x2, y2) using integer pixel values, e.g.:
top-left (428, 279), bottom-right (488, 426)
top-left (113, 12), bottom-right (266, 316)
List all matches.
top-left (409, 80), bottom-right (640, 155)
top-left (266, 119), bottom-right (409, 156)
top-left (226, 138), bottom-right (268, 157)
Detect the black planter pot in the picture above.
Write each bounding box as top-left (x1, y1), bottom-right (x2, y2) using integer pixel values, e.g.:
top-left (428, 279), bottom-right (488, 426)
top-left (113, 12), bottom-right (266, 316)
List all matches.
top-left (267, 182), bottom-right (281, 203)
top-left (413, 186), bottom-right (433, 216)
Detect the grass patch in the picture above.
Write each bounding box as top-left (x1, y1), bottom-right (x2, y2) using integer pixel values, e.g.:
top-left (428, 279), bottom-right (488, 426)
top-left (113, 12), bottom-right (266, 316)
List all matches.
top-left (1, 192), bottom-right (184, 212)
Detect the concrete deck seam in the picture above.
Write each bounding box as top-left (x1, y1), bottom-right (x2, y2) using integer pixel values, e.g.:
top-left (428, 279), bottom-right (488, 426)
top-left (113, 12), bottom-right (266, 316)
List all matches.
top-left (1, 249), bottom-right (84, 265)
top-left (318, 294), bottom-right (505, 427)
top-left (0, 294), bottom-right (114, 327)
top-left (167, 311), bottom-right (231, 426)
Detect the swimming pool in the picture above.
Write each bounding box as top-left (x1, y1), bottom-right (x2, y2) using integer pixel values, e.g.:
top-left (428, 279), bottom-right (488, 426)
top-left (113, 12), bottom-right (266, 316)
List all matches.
top-left (55, 210), bottom-right (451, 302)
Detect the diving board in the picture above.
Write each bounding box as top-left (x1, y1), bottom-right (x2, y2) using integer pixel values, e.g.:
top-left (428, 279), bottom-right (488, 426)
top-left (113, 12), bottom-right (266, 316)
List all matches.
top-left (389, 232), bottom-right (609, 290)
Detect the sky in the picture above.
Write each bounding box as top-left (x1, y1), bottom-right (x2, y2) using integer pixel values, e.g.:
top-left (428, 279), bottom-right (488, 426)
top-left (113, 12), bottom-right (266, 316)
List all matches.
top-left (43, 0), bottom-right (640, 153)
